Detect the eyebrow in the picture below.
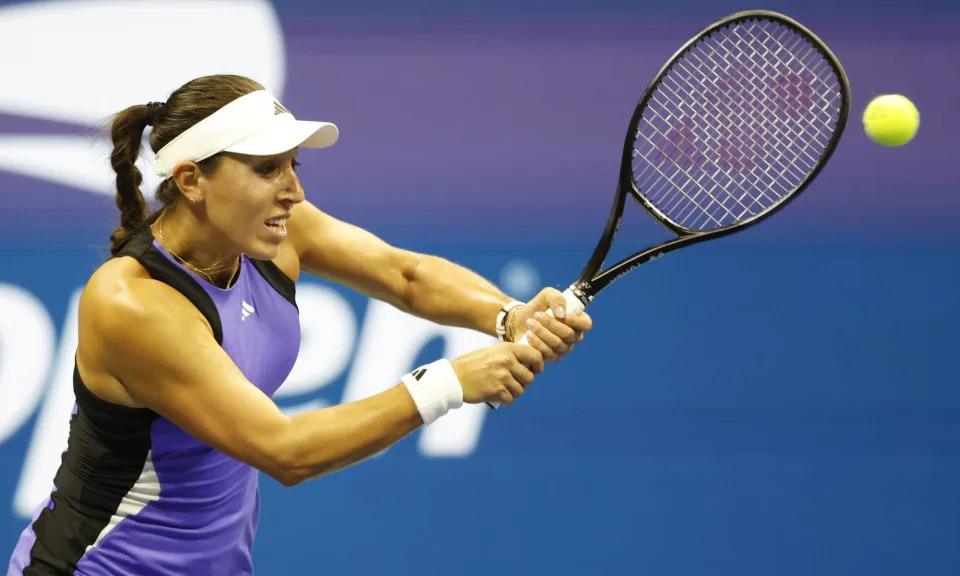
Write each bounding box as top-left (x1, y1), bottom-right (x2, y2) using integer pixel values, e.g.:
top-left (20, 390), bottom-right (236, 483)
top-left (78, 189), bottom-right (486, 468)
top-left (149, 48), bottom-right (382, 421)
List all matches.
top-left (254, 152), bottom-right (299, 168)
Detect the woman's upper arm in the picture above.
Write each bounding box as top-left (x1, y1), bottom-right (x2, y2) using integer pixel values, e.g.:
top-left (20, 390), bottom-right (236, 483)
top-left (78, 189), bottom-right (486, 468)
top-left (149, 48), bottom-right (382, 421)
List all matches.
top-left (85, 277), bottom-right (292, 478)
top-left (286, 200), bottom-right (420, 307)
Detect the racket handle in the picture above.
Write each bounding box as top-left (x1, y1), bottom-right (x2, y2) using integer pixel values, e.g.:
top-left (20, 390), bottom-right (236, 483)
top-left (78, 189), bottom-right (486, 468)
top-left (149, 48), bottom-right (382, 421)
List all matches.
top-left (486, 287), bottom-right (586, 410)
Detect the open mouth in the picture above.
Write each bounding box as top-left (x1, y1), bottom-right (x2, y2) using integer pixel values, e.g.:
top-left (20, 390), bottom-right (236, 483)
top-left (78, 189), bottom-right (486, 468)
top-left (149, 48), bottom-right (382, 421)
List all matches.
top-left (264, 216), bottom-right (288, 236)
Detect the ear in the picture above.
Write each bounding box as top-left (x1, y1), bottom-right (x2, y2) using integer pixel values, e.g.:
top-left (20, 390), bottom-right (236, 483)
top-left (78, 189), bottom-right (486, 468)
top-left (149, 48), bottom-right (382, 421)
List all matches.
top-left (171, 161), bottom-right (205, 204)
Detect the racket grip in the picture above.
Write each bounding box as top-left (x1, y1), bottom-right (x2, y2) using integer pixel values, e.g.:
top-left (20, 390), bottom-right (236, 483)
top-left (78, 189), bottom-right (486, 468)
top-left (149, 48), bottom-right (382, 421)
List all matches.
top-left (486, 287), bottom-right (586, 410)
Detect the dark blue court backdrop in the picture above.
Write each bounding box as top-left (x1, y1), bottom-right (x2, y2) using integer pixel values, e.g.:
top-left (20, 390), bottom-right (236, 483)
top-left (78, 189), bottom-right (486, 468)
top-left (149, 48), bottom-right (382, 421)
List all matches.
top-left (0, 1), bottom-right (958, 574)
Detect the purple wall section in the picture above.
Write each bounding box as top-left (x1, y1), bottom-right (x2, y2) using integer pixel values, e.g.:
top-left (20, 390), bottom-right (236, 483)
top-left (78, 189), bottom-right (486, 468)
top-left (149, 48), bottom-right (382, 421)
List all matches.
top-left (1, 15), bottom-right (957, 243)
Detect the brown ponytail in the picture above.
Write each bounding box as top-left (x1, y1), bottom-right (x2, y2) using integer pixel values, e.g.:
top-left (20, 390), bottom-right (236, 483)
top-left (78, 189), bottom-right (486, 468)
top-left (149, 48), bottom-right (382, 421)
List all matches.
top-left (108, 105), bottom-right (152, 255)
top-left (106, 74), bottom-right (266, 255)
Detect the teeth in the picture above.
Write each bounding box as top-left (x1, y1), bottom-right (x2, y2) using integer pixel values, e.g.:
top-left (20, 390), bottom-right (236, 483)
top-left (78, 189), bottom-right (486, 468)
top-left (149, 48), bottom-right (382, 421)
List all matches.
top-left (265, 218), bottom-right (286, 234)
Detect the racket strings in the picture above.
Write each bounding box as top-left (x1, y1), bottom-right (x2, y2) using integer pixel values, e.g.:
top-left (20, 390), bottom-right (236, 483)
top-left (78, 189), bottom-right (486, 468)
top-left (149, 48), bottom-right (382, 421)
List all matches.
top-left (655, 27), bottom-right (831, 226)
top-left (661, 28), bottom-right (818, 220)
top-left (715, 24), bottom-right (839, 165)
top-left (639, 24), bottom-right (830, 227)
top-left (630, 18), bottom-right (844, 231)
top-left (647, 26), bottom-right (840, 229)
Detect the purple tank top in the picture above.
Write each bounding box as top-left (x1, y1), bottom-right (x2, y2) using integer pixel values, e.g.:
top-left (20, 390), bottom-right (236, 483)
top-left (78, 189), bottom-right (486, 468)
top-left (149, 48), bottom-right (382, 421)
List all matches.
top-left (7, 235), bottom-right (300, 576)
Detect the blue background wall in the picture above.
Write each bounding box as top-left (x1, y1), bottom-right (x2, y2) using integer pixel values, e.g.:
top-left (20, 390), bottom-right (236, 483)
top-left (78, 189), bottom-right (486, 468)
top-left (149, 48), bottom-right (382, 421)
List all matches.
top-left (1, 0), bottom-right (958, 574)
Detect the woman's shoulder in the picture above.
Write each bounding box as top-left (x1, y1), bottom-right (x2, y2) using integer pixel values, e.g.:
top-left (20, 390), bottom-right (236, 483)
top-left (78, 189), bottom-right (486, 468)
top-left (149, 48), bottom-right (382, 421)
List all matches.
top-left (85, 256), bottom-right (153, 304)
top-left (76, 257), bottom-right (219, 408)
top-left (81, 256), bottom-right (195, 325)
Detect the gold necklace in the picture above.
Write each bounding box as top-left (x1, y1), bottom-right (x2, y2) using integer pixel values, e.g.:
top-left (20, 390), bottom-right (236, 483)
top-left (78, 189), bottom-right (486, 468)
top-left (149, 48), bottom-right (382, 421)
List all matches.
top-left (154, 209), bottom-right (239, 287)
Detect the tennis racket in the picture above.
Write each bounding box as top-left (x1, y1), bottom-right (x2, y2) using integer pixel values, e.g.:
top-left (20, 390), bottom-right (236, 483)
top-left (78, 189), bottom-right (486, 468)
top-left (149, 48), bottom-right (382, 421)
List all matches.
top-left (489, 10), bottom-right (850, 409)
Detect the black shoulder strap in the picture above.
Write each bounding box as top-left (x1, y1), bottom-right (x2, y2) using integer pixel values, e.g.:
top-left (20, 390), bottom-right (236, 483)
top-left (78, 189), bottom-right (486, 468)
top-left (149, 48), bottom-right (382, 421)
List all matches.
top-left (249, 259), bottom-right (298, 309)
top-left (115, 227), bottom-right (224, 345)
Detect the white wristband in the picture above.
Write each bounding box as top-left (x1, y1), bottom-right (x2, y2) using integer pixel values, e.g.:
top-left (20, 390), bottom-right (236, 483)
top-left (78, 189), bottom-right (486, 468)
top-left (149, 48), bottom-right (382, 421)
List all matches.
top-left (401, 359), bottom-right (463, 425)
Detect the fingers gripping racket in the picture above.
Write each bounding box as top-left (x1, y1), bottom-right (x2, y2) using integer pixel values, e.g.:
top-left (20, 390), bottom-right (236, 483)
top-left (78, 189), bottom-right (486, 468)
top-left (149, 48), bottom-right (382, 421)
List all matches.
top-left (489, 11), bottom-right (850, 409)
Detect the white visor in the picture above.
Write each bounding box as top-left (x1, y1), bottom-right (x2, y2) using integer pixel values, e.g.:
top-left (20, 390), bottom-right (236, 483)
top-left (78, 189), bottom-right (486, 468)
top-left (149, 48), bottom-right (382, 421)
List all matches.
top-left (153, 90), bottom-right (338, 178)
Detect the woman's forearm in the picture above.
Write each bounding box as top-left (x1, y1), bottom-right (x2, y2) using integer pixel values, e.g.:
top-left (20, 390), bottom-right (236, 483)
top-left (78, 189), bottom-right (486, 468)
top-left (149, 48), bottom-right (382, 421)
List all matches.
top-left (275, 385), bottom-right (423, 485)
top-left (400, 254), bottom-right (514, 336)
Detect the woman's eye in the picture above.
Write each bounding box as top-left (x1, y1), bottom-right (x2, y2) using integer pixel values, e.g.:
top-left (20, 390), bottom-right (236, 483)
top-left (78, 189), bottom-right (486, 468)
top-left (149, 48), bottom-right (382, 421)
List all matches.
top-left (291, 160), bottom-right (301, 171)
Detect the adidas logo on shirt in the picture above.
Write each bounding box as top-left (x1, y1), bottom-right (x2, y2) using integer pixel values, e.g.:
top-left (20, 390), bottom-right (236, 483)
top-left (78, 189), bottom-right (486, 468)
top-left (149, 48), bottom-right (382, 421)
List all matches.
top-left (241, 300), bottom-right (255, 321)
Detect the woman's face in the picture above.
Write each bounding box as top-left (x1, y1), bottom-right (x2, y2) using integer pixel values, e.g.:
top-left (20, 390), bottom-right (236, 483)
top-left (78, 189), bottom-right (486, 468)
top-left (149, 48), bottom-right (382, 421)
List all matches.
top-left (198, 148), bottom-right (303, 260)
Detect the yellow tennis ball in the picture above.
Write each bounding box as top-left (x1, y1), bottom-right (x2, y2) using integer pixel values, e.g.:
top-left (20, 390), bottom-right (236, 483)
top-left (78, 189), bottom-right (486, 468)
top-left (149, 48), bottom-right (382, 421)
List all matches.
top-left (863, 94), bottom-right (919, 147)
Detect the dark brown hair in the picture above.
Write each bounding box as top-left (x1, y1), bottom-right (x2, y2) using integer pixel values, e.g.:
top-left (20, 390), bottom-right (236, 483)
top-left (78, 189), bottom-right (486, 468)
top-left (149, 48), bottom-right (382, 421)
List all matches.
top-left (107, 74), bottom-right (264, 255)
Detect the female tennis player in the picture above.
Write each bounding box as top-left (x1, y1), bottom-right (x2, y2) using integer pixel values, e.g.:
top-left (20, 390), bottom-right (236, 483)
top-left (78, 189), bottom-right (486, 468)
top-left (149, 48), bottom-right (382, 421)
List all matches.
top-left (7, 74), bottom-right (592, 576)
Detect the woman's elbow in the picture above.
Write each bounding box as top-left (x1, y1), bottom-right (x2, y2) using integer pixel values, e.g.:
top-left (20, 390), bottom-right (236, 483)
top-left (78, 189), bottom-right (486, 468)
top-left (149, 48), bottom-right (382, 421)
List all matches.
top-left (266, 463), bottom-right (302, 487)
top-left (263, 444), bottom-right (335, 487)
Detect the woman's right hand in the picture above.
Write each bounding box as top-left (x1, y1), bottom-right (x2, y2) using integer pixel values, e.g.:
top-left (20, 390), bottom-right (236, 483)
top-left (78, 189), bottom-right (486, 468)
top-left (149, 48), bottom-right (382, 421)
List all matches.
top-left (451, 343), bottom-right (545, 407)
